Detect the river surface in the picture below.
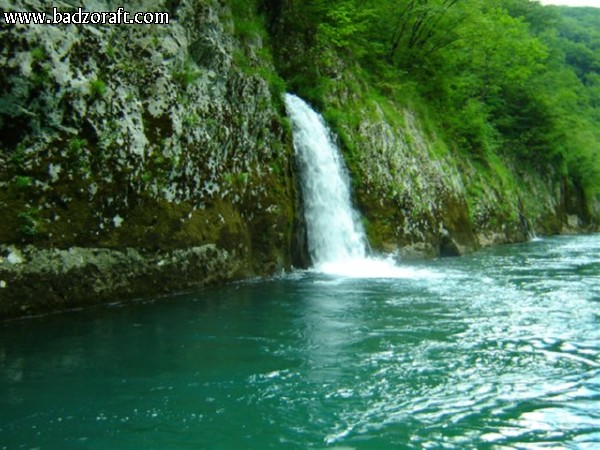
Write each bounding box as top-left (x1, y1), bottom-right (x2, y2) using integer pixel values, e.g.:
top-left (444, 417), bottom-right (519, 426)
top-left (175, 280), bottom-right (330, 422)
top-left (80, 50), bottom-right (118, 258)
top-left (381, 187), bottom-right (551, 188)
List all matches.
top-left (1, 234), bottom-right (599, 449)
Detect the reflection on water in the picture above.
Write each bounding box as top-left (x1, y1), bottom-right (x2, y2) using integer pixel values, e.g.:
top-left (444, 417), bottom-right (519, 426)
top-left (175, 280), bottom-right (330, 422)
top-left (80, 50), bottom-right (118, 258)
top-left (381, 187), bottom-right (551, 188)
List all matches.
top-left (0, 235), bottom-right (599, 449)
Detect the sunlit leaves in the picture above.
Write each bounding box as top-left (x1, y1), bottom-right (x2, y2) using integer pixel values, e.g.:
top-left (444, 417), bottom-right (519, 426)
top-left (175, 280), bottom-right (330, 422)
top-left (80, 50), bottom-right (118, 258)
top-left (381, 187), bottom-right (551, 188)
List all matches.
top-left (290, 0), bottom-right (600, 198)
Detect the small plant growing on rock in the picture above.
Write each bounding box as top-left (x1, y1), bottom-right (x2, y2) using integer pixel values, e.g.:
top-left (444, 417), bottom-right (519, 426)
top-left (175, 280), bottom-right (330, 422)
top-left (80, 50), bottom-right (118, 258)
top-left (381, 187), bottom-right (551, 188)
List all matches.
top-left (66, 137), bottom-right (91, 172)
top-left (224, 173), bottom-right (234, 185)
top-left (68, 137), bottom-right (87, 157)
top-left (183, 112), bottom-right (200, 127)
top-left (30, 49), bottom-right (51, 87)
top-left (106, 44), bottom-right (116, 59)
top-left (172, 61), bottom-right (202, 89)
top-left (89, 79), bottom-right (107, 99)
top-left (30, 46), bottom-right (46, 62)
top-left (10, 143), bottom-right (27, 171)
top-left (17, 207), bottom-right (39, 237)
top-left (238, 172), bottom-right (249, 184)
top-left (14, 175), bottom-right (33, 189)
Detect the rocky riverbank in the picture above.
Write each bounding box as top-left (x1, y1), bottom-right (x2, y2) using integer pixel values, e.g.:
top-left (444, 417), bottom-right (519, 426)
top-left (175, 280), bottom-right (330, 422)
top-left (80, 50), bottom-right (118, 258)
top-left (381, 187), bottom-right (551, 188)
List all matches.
top-left (0, 244), bottom-right (247, 318)
top-left (1, 0), bottom-right (597, 319)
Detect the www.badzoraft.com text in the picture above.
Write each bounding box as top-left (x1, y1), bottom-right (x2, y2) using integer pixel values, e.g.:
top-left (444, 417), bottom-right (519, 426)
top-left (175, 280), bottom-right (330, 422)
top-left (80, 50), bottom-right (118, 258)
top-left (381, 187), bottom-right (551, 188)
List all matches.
top-left (2, 7), bottom-right (169, 25)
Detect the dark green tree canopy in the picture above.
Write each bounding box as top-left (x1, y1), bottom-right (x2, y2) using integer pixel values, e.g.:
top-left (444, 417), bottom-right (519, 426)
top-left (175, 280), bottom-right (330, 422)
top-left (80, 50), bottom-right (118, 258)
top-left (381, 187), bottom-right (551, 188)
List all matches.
top-left (278, 0), bottom-right (600, 198)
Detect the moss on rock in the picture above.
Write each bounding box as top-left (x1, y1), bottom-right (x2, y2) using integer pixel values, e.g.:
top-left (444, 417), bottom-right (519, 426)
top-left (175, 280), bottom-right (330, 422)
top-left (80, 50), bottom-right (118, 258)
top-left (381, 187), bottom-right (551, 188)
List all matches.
top-left (0, 0), bottom-right (301, 318)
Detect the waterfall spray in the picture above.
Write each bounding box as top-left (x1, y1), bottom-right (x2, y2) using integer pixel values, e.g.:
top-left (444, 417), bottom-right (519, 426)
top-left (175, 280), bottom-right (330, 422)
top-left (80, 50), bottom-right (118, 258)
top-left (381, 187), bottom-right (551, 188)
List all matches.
top-left (285, 93), bottom-right (439, 279)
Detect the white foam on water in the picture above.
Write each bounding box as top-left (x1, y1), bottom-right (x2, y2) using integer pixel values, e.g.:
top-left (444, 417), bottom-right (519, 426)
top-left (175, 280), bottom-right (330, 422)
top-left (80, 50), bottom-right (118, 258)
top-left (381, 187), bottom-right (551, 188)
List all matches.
top-left (285, 93), bottom-right (442, 281)
top-left (315, 256), bottom-right (442, 280)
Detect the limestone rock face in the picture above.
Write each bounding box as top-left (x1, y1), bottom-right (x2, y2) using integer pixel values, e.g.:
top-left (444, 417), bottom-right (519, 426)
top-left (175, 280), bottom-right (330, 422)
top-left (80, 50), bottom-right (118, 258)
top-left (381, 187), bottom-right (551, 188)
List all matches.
top-left (268, 0), bottom-right (597, 260)
top-left (0, 0), bottom-right (297, 316)
top-left (332, 99), bottom-right (479, 256)
top-left (332, 93), bottom-right (593, 257)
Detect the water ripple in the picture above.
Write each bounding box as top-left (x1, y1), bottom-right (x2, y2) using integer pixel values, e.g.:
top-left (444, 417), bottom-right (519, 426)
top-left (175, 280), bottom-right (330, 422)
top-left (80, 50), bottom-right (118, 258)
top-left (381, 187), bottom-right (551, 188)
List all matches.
top-left (0, 235), bottom-right (599, 448)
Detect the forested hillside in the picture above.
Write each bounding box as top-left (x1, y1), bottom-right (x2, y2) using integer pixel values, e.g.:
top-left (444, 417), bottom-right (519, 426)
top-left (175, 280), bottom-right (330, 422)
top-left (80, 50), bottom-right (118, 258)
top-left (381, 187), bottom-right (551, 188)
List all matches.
top-left (283, 0), bottom-right (600, 190)
top-left (266, 0), bottom-right (600, 247)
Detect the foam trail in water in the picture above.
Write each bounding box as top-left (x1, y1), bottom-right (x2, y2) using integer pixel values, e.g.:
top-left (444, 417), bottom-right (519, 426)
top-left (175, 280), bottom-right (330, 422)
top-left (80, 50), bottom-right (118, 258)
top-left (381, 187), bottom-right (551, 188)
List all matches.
top-left (285, 93), bottom-right (439, 280)
top-left (316, 257), bottom-right (442, 280)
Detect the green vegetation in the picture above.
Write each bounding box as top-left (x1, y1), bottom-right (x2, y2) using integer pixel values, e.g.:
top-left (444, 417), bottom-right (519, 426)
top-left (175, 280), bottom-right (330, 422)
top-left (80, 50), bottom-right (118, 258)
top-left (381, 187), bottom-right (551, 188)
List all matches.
top-left (30, 47), bottom-right (50, 88)
top-left (68, 137), bottom-right (87, 156)
top-left (106, 44), bottom-right (116, 60)
top-left (30, 46), bottom-right (46, 62)
top-left (183, 112), bottom-right (201, 127)
top-left (224, 171), bottom-right (250, 187)
top-left (10, 143), bottom-right (27, 171)
top-left (14, 175), bottom-right (33, 189)
top-left (66, 137), bottom-right (90, 172)
top-left (272, 0), bottom-right (600, 207)
top-left (89, 78), bottom-right (107, 99)
top-left (227, 0), bottom-right (288, 103)
top-left (172, 60), bottom-right (202, 89)
top-left (17, 207), bottom-right (39, 237)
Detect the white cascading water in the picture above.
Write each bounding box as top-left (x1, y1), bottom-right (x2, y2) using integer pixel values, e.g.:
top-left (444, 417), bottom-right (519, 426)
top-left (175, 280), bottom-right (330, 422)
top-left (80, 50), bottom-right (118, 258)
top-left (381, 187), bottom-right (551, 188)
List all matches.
top-left (284, 93), bottom-right (367, 266)
top-left (285, 93), bottom-right (438, 279)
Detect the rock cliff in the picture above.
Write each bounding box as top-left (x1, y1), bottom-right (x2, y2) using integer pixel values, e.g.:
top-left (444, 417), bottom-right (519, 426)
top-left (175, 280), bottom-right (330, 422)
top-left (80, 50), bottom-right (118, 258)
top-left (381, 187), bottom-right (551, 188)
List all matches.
top-left (0, 0), bottom-right (597, 318)
top-left (0, 0), bottom-right (298, 317)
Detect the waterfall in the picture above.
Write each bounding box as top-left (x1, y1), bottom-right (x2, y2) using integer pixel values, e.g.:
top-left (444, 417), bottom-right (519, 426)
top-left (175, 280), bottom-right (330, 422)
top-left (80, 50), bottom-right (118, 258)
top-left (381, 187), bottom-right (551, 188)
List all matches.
top-left (527, 219), bottom-right (542, 242)
top-left (284, 93), bottom-right (367, 266)
top-left (284, 93), bottom-right (440, 279)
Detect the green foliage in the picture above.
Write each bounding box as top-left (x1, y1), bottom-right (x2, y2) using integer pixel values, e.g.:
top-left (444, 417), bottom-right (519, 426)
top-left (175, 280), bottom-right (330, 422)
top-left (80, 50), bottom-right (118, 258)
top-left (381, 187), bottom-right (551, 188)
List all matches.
top-left (312, 0), bottom-right (373, 51)
top-left (106, 44), bottom-right (116, 59)
top-left (117, 59), bottom-right (146, 81)
top-left (172, 61), bottom-right (202, 89)
top-left (281, 0), bottom-right (600, 203)
top-left (66, 137), bottom-right (91, 173)
top-left (183, 112), bottom-right (201, 127)
top-left (89, 78), bottom-right (107, 98)
top-left (270, 160), bottom-right (282, 176)
top-left (68, 137), bottom-right (87, 157)
top-left (17, 207), bottom-right (39, 237)
top-left (223, 171), bottom-right (249, 186)
top-left (10, 143), bottom-right (27, 171)
top-left (261, 68), bottom-right (287, 99)
top-left (446, 99), bottom-right (497, 155)
top-left (14, 175), bottom-right (33, 189)
top-left (28, 47), bottom-right (49, 89)
top-left (30, 46), bottom-right (46, 62)
top-left (554, 6), bottom-right (600, 82)
top-left (238, 172), bottom-right (249, 184)
top-left (234, 17), bottom-right (264, 43)
top-left (225, 0), bottom-right (288, 106)
top-left (141, 150), bottom-right (177, 190)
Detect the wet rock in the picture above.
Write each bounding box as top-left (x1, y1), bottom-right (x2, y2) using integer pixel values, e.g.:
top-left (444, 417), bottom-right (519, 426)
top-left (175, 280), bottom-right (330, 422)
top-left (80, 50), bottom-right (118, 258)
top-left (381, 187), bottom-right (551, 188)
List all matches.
top-left (399, 243), bottom-right (437, 261)
top-left (0, 244), bottom-right (242, 318)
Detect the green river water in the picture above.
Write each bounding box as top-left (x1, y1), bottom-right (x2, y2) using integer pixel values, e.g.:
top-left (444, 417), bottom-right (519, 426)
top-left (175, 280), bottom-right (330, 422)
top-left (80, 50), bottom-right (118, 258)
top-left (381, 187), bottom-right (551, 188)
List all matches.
top-left (1, 235), bottom-right (599, 449)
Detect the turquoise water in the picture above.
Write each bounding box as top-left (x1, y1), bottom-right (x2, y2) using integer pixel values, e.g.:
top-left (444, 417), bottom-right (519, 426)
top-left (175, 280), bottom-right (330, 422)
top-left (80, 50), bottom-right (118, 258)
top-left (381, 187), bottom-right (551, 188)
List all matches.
top-left (1, 235), bottom-right (599, 449)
